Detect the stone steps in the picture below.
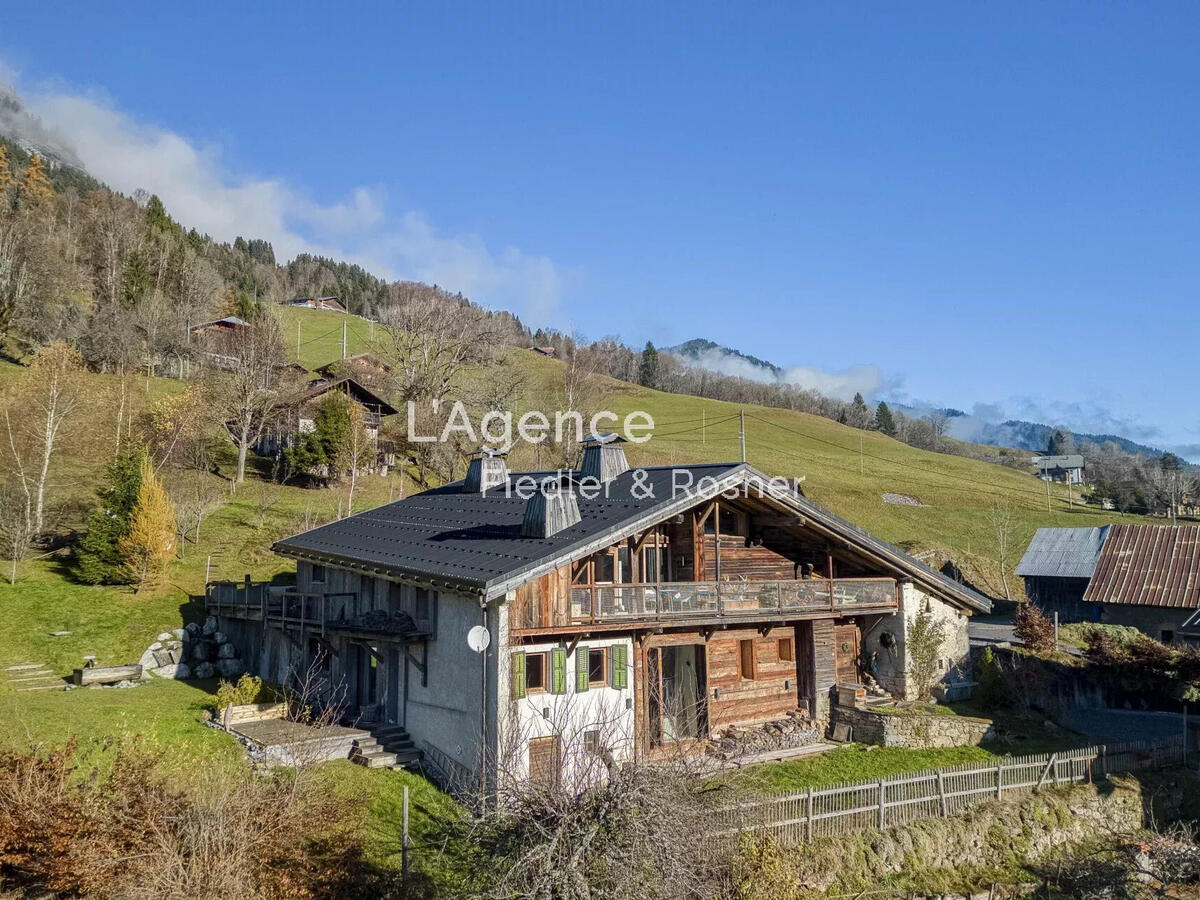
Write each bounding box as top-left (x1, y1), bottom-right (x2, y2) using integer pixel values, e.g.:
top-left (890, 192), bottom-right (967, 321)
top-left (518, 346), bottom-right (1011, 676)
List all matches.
top-left (3, 663), bottom-right (66, 693)
top-left (362, 724), bottom-right (423, 770)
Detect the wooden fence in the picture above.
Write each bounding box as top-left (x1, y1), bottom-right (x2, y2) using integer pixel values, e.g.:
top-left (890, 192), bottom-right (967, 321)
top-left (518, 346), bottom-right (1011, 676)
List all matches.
top-left (712, 736), bottom-right (1187, 847)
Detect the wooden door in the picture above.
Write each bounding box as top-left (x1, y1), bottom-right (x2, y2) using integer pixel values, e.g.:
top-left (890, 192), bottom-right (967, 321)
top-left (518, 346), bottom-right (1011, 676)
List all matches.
top-left (528, 736), bottom-right (561, 788)
top-left (834, 622), bottom-right (861, 684)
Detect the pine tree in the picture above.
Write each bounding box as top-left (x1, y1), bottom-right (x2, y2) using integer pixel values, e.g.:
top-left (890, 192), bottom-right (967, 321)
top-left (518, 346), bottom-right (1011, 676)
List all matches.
top-left (849, 392), bottom-right (871, 429)
top-left (118, 458), bottom-right (177, 594)
top-left (638, 341), bottom-right (661, 389)
top-left (0, 145), bottom-right (13, 194)
top-left (73, 449), bottom-right (145, 585)
top-left (875, 401), bottom-right (897, 437)
top-left (18, 154), bottom-right (53, 205)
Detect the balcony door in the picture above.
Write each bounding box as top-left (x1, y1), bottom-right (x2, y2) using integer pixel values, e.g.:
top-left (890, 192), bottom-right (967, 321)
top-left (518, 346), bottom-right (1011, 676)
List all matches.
top-left (647, 644), bottom-right (708, 748)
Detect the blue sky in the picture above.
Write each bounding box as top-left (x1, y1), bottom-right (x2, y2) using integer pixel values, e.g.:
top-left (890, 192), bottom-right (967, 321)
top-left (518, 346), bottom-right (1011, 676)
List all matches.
top-left (3, 2), bottom-right (1198, 455)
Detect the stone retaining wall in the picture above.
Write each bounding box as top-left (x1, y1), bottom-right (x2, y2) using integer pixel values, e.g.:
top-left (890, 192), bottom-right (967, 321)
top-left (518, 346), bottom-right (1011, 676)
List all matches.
top-left (834, 705), bottom-right (995, 748)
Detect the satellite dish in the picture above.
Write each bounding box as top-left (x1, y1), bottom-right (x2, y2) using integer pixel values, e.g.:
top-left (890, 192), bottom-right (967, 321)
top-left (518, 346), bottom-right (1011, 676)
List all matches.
top-left (467, 625), bottom-right (491, 653)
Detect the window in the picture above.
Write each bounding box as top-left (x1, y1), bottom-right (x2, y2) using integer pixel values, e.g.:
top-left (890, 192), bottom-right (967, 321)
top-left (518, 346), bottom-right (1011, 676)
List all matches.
top-left (738, 639), bottom-right (756, 680)
top-left (719, 509), bottom-right (745, 537)
top-left (588, 647), bottom-right (608, 686)
top-left (643, 546), bottom-right (669, 582)
top-left (525, 652), bottom-right (547, 693)
top-left (609, 644), bottom-right (629, 690)
top-left (311, 564), bottom-right (326, 584)
top-left (582, 729), bottom-right (602, 756)
top-left (617, 547), bottom-right (633, 583)
top-left (528, 736), bottom-right (561, 788)
top-left (414, 588), bottom-right (430, 625)
top-left (777, 638), bottom-right (794, 663)
top-left (594, 552), bottom-right (615, 583)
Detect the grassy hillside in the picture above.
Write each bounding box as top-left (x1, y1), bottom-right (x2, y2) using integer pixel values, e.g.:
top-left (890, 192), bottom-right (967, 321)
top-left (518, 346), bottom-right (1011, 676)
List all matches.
top-left (275, 304), bottom-right (1153, 599)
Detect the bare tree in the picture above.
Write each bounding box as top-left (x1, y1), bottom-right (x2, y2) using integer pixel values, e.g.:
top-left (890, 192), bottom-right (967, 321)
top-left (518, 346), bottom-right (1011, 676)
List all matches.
top-left (988, 499), bottom-right (1019, 601)
top-left (0, 477), bottom-right (33, 583)
top-left (0, 342), bottom-right (86, 536)
top-left (202, 318), bottom-right (297, 483)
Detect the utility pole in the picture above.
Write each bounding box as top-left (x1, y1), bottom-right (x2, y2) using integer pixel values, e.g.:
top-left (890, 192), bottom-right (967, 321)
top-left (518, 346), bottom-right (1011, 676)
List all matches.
top-left (1046, 476), bottom-right (1052, 513)
top-left (702, 409), bottom-right (706, 445)
top-left (859, 435), bottom-right (864, 475)
top-left (342, 321), bottom-right (347, 360)
top-left (296, 321), bottom-right (301, 358)
top-left (739, 410), bottom-right (746, 462)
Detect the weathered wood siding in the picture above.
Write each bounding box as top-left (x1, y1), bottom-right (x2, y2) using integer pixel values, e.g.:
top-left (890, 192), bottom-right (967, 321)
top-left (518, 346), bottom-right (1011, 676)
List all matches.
top-left (810, 618), bottom-right (837, 719)
top-left (706, 627), bottom-right (803, 728)
top-left (510, 564), bottom-right (572, 632)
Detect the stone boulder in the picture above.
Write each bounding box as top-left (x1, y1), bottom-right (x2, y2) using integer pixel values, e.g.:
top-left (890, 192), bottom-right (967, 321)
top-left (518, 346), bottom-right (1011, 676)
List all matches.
top-left (157, 632), bottom-right (174, 642)
top-left (166, 646), bottom-right (183, 664)
top-left (139, 649), bottom-right (158, 669)
top-left (152, 649), bottom-right (174, 668)
top-left (217, 642), bottom-right (238, 659)
top-left (216, 658), bottom-right (244, 678)
top-left (150, 663), bottom-right (190, 680)
top-left (202, 616), bottom-right (217, 636)
top-left (185, 622), bottom-right (202, 637)
top-left (191, 640), bottom-right (214, 662)
top-left (172, 628), bottom-right (186, 640)
top-left (213, 631), bottom-right (227, 645)
top-left (193, 661), bottom-right (215, 679)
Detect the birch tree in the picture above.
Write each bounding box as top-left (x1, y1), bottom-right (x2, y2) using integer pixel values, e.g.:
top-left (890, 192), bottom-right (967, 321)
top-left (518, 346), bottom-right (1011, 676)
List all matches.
top-left (1, 342), bottom-right (86, 537)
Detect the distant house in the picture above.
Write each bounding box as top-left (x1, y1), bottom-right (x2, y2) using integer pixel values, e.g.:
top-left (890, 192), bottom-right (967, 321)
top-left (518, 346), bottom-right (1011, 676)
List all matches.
top-left (1083, 524), bottom-right (1200, 643)
top-left (288, 296), bottom-right (348, 313)
top-left (316, 353), bottom-right (394, 388)
top-left (256, 376), bottom-right (400, 473)
top-left (1016, 527), bottom-right (1108, 621)
top-left (530, 346), bottom-right (556, 357)
top-left (189, 315), bottom-right (249, 337)
top-left (1034, 454), bottom-right (1084, 484)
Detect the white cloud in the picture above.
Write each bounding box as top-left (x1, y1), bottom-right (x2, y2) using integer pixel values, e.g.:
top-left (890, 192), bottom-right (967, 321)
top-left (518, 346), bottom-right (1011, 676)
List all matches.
top-left (679, 347), bottom-right (887, 402)
top-left (7, 70), bottom-right (565, 324)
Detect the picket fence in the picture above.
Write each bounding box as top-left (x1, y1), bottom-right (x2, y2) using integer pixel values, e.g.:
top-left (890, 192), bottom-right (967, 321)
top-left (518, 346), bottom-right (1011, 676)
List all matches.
top-left (711, 736), bottom-right (1187, 847)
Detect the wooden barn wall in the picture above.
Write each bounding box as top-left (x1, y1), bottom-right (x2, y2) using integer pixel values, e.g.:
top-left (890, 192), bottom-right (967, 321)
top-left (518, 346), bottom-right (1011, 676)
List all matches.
top-left (810, 618), bottom-right (837, 719)
top-left (700, 526), bottom-right (882, 582)
top-left (706, 627), bottom-right (804, 728)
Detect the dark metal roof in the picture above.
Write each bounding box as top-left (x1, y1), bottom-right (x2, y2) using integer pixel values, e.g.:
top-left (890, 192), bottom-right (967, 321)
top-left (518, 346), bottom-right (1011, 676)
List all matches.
top-left (1015, 526), bottom-right (1109, 579)
top-left (272, 463), bottom-right (991, 612)
top-left (293, 377), bottom-right (399, 416)
top-left (1035, 455), bottom-right (1084, 469)
top-left (1083, 524), bottom-right (1200, 608)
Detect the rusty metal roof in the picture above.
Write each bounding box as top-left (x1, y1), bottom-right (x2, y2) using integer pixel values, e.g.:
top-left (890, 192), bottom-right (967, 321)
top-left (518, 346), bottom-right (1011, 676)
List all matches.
top-left (1082, 524), bottom-right (1200, 608)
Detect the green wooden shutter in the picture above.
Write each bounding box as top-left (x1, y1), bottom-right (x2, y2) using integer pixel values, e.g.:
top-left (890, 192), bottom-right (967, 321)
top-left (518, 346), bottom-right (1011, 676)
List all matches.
top-left (551, 647), bottom-right (567, 694)
top-left (511, 651), bottom-right (526, 699)
top-left (576, 646), bottom-right (590, 692)
top-left (611, 644), bottom-right (628, 690)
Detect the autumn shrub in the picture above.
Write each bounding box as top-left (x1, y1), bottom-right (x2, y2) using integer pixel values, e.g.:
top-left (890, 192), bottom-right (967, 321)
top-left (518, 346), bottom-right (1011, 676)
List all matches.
top-left (1013, 601), bottom-right (1056, 654)
top-left (0, 740), bottom-right (381, 899)
top-left (214, 673), bottom-right (272, 710)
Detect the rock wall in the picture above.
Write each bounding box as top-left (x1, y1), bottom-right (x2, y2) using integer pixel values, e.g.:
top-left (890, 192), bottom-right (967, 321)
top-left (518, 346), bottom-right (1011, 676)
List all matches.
top-left (834, 705), bottom-right (995, 748)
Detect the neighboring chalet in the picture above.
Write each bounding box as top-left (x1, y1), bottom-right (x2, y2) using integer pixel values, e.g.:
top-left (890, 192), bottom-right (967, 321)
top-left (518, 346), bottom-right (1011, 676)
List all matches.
top-left (316, 353), bottom-right (394, 388)
top-left (188, 316), bottom-right (251, 372)
top-left (288, 296), bottom-right (348, 313)
top-left (255, 376), bottom-right (399, 473)
top-left (1034, 454), bottom-right (1085, 484)
top-left (530, 346), bottom-right (557, 357)
top-left (1017, 524), bottom-right (1200, 642)
top-left (1016, 526), bottom-right (1109, 621)
top-left (207, 439), bottom-right (990, 786)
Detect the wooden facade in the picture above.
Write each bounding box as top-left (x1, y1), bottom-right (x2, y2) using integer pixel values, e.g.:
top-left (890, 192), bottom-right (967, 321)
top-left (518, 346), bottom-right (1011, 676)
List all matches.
top-left (509, 495), bottom-right (908, 754)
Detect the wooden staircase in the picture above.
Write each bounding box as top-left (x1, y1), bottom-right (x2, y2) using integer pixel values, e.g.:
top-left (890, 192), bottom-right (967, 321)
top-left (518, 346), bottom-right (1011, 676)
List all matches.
top-left (3, 663), bottom-right (66, 693)
top-left (349, 723), bottom-right (422, 770)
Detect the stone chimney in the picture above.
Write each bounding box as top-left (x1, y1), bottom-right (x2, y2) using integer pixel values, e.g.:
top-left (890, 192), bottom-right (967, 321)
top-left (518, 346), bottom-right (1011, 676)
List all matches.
top-left (579, 433), bottom-right (629, 483)
top-left (521, 474), bottom-right (582, 538)
top-left (464, 447), bottom-right (509, 493)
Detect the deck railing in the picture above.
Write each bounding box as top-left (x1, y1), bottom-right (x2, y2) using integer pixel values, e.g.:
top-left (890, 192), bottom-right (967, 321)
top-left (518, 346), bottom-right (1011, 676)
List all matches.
top-left (205, 581), bottom-right (357, 637)
top-left (568, 577), bottom-right (896, 623)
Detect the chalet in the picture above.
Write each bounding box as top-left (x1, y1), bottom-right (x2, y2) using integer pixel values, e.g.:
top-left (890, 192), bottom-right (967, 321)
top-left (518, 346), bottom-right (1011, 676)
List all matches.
top-left (530, 346), bottom-right (557, 357)
top-left (255, 376), bottom-right (400, 472)
top-left (1015, 526), bottom-right (1109, 622)
top-left (288, 296), bottom-right (348, 313)
top-left (1082, 524), bottom-right (1200, 643)
top-left (316, 353), bottom-right (394, 388)
top-left (1034, 454), bottom-right (1085, 484)
top-left (206, 439), bottom-right (990, 786)
top-left (190, 315), bottom-right (251, 336)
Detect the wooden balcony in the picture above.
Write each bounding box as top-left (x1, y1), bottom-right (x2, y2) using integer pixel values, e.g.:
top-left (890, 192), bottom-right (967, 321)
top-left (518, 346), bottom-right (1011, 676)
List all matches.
top-left (567, 577), bottom-right (897, 625)
top-left (204, 581), bottom-right (427, 640)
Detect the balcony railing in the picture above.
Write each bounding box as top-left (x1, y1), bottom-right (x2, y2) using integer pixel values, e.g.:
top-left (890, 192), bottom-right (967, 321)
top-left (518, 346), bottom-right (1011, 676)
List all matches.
top-left (568, 578), bottom-right (896, 623)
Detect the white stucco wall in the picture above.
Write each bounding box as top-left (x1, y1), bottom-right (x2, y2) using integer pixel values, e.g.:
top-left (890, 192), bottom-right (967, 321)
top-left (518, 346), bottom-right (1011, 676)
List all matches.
top-left (497, 629), bottom-right (636, 783)
top-left (860, 582), bottom-right (973, 701)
